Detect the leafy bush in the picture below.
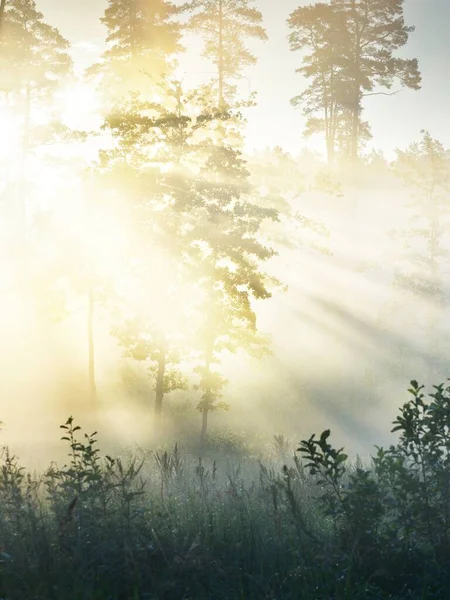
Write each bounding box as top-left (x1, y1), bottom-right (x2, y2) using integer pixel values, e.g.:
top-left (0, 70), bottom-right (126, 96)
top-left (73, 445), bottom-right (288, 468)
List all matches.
top-left (3, 381), bottom-right (450, 598)
top-left (298, 379), bottom-right (450, 596)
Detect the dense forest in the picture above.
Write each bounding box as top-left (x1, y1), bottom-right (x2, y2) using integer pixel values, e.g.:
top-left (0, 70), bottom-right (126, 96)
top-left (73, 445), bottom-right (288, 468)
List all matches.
top-left (1, 0), bottom-right (450, 598)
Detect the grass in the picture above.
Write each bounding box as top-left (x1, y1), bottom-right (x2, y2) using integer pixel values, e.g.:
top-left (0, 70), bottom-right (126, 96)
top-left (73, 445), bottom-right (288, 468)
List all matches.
top-left (0, 402), bottom-right (450, 600)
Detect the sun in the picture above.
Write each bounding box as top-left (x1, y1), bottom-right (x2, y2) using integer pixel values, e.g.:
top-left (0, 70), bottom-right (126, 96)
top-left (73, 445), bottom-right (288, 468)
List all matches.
top-left (0, 108), bottom-right (21, 157)
top-left (57, 80), bottom-right (102, 130)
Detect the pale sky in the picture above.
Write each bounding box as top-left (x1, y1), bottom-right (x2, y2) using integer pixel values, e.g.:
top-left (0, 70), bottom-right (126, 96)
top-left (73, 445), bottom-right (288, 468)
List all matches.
top-left (38, 0), bottom-right (450, 159)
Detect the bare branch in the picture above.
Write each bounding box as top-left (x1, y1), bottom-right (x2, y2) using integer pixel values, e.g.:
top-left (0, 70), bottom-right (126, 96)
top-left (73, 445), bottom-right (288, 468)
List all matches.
top-left (362, 90), bottom-right (401, 98)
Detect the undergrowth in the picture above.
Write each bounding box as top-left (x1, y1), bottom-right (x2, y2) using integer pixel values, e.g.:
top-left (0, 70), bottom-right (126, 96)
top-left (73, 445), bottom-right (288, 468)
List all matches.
top-left (1, 380), bottom-right (450, 599)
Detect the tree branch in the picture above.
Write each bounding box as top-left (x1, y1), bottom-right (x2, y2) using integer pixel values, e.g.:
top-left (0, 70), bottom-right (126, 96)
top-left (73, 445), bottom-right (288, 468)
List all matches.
top-left (362, 90), bottom-right (401, 97)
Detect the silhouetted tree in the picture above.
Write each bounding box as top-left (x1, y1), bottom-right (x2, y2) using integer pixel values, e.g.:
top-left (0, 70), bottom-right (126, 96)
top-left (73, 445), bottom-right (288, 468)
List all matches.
top-left (182, 142), bottom-right (277, 444)
top-left (89, 0), bottom-right (182, 101)
top-left (0, 0), bottom-right (72, 228)
top-left (103, 77), bottom-right (278, 442)
top-left (288, 3), bottom-right (352, 164)
top-left (102, 79), bottom-right (229, 430)
top-left (185, 0), bottom-right (267, 107)
top-left (30, 170), bottom-right (125, 406)
top-left (392, 131), bottom-right (450, 381)
top-left (288, 0), bottom-right (421, 162)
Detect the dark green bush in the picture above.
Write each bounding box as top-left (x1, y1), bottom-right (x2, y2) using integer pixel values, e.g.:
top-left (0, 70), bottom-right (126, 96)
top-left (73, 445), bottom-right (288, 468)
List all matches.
top-left (2, 381), bottom-right (450, 599)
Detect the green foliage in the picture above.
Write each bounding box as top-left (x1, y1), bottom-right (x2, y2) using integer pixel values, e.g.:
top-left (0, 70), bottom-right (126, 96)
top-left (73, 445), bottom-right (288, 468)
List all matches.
top-left (203, 427), bottom-right (250, 457)
top-left (293, 379), bottom-right (450, 595)
top-left (5, 398), bottom-right (450, 598)
top-left (298, 429), bottom-right (348, 515)
top-left (374, 380), bottom-right (450, 559)
top-left (53, 415), bottom-right (103, 497)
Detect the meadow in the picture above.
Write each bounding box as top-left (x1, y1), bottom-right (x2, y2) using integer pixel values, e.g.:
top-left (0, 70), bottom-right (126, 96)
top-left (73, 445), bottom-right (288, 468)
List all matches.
top-left (1, 0), bottom-right (450, 597)
top-left (1, 379), bottom-right (450, 600)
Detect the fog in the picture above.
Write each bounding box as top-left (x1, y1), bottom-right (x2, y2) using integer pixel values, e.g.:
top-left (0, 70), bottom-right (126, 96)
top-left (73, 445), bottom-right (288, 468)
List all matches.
top-left (1, 0), bottom-right (449, 470)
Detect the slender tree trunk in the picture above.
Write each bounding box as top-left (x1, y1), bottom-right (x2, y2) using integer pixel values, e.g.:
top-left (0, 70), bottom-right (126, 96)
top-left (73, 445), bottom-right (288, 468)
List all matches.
top-left (326, 126), bottom-right (334, 166)
top-left (18, 81), bottom-right (31, 233)
top-left (199, 344), bottom-right (213, 446)
top-left (0, 0), bottom-right (7, 36)
top-left (324, 101), bottom-right (331, 165)
top-left (218, 0), bottom-right (224, 109)
top-left (154, 343), bottom-right (167, 427)
top-left (350, 0), bottom-right (360, 160)
top-left (14, 79), bottom-right (31, 296)
top-left (350, 98), bottom-right (359, 160)
top-left (322, 69), bottom-right (333, 165)
top-left (87, 281), bottom-right (97, 403)
top-left (130, 0), bottom-right (137, 64)
top-left (200, 409), bottom-right (208, 446)
top-left (320, 65), bottom-right (337, 165)
top-left (426, 188), bottom-right (441, 382)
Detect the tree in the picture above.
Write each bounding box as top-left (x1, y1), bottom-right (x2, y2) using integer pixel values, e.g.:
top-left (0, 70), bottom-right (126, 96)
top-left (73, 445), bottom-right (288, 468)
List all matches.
top-left (0, 0), bottom-right (7, 35)
top-left (334, 0), bottom-right (421, 159)
top-left (0, 0), bottom-right (72, 229)
top-left (185, 0), bottom-right (267, 107)
top-left (288, 3), bottom-right (353, 164)
top-left (29, 168), bottom-right (125, 407)
top-left (89, 0), bottom-right (182, 102)
top-left (392, 131), bottom-right (450, 381)
top-left (113, 311), bottom-right (189, 433)
top-left (288, 0), bottom-right (421, 162)
top-left (182, 143), bottom-right (278, 444)
top-left (102, 78), bottom-right (230, 430)
top-left (80, 0), bottom-right (184, 410)
top-left (181, 5), bottom-right (274, 442)
top-left (0, 0), bottom-right (72, 104)
top-left (102, 75), bottom-right (278, 442)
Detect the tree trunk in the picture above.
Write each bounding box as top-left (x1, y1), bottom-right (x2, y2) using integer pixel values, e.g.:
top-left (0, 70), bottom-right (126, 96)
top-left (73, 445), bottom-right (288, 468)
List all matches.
top-left (130, 0), bottom-right (137, 62)
top-left (87, 282), bottom-right (97, 403)
top-left (18, 80), bottom-right (31, 233)
top-left (218, 0), bottom-right (224, 109)
top-left (326, 131), bottom-right (335, 166)
top-left (350, 0), bottom-right (360, 160)
top-left (426, 191), bottom-right (442, 382)
top-left (0, 0), bottom-right (7, 36)
top-left (154, 343), bottom-right (167, 427)
top-left (199, 342), bottom-right (214, 446)
top-left (324, 99), bottom-right (332, 165)
top-left (350, 100), bottom-right (359, 160)
top-left (200, 409), bottom-right (208, 446)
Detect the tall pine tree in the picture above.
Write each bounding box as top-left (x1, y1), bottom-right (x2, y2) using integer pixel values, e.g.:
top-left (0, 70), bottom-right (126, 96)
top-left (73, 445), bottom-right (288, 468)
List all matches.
top-left (0, 0), bottom-right (72, 229)
top-left (288, 0), bottom-right (421, 161)
top-left (89, 0), bottom-right (182, 102)
top-left (185, 0), bottom-right (267, 108)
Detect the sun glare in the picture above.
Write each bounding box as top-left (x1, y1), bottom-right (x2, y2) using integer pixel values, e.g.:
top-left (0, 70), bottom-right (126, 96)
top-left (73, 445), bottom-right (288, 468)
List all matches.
top-left (0, 111), bottom-right (21, 157)
top-left (58, 81), bottom-right (101, 130)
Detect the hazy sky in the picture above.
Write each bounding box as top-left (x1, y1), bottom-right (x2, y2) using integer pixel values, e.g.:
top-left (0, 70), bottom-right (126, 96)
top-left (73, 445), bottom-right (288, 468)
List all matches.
top-left (38, 0), bottom-right (450, 159)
